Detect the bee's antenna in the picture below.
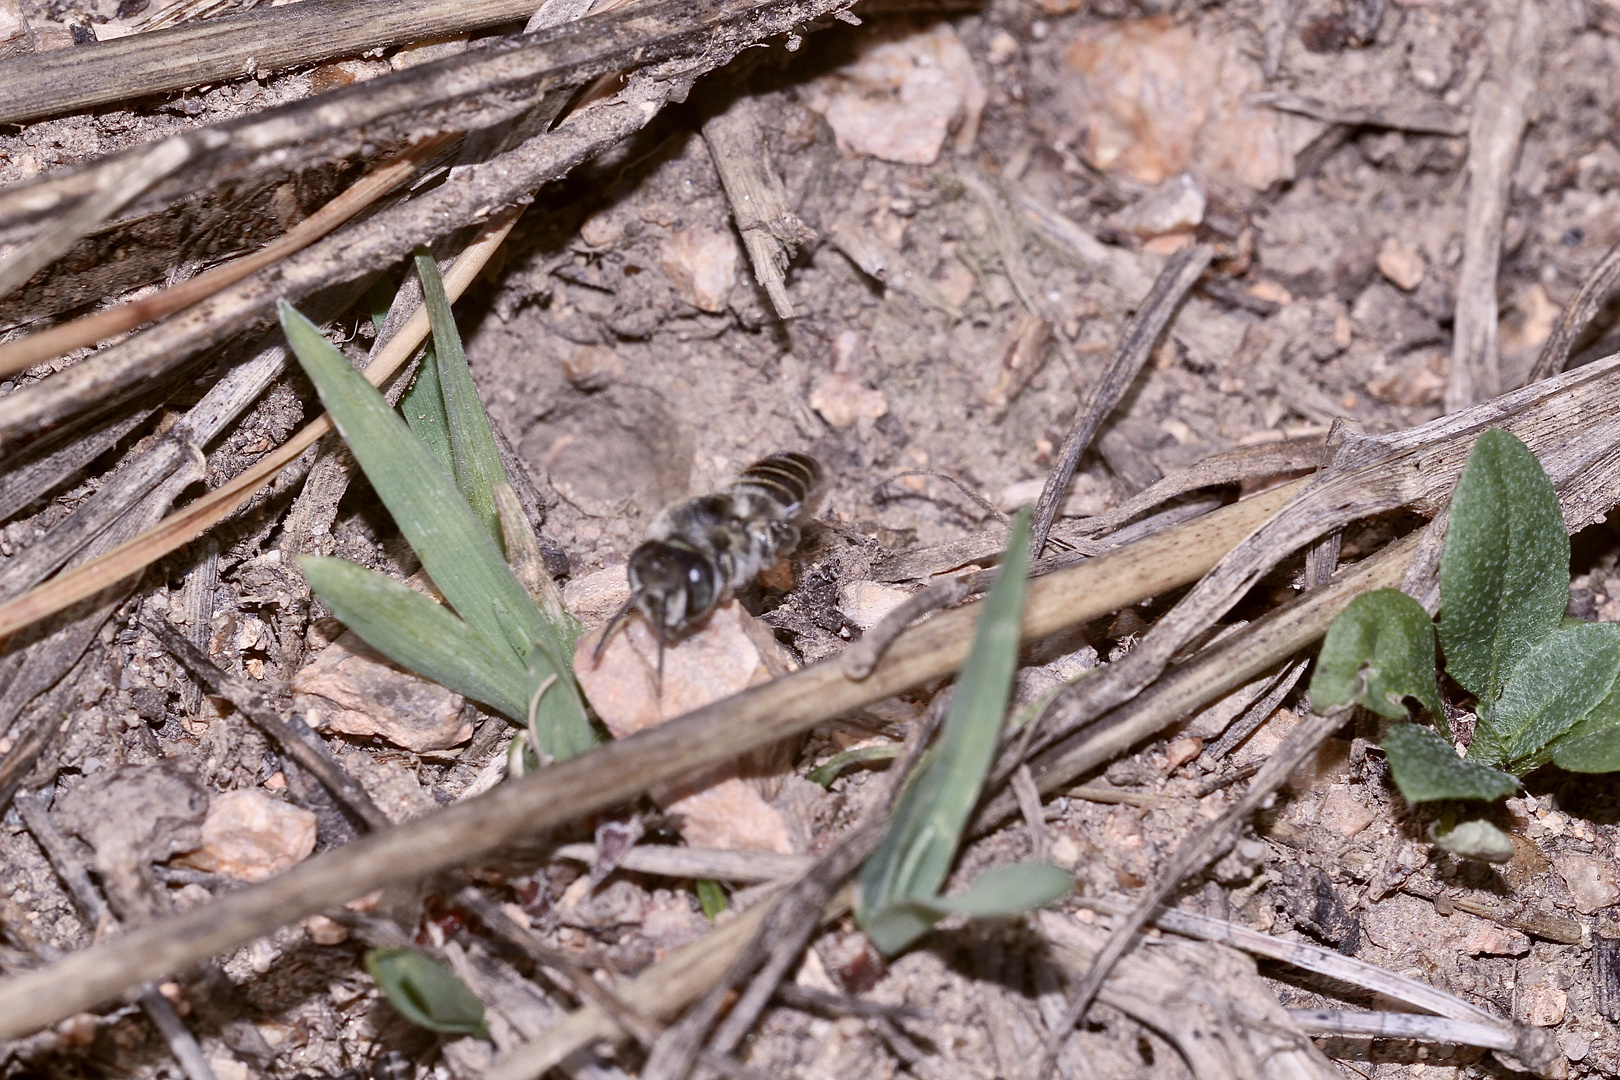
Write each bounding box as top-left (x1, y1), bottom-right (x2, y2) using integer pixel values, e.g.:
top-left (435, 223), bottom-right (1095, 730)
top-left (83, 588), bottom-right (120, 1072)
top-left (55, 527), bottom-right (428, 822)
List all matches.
top-left (591, 595), bottom-right (637, 665)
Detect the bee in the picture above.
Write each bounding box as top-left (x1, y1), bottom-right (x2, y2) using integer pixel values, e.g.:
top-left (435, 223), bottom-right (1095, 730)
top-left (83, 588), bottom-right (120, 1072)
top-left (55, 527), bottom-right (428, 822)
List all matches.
top-left (594, 452), bottom-right (823, 677)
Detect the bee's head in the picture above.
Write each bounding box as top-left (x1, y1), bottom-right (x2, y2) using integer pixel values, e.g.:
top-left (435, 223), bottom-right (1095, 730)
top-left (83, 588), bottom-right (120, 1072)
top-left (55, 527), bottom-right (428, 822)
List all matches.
top-left (627, 541), bottom-right (718, 642)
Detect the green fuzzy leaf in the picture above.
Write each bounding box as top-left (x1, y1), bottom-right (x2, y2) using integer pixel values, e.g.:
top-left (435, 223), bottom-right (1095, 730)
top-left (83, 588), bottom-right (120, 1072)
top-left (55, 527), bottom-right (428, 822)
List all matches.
top-left (1430, 819), bottom-right (1515, 863)
top-left (415, 249), bottom-right (508, 545)
top-left (1310, 589), bottom-right (1442, 722)
top-left (1439, 429), bottom-right (1569, 704)
top-left (857, 508), bottom-right (1032, 956)
top-left (365, 948), bottom-right (488, 1037)
top-left (1551, 723), bottom-right (1620, 772)
top-left (298, 557), bottom-right (528, 719)
top-left (1381, 722), bottom-right (1519, 803)
top-left (1469, 620), bottom-right (1620, 768)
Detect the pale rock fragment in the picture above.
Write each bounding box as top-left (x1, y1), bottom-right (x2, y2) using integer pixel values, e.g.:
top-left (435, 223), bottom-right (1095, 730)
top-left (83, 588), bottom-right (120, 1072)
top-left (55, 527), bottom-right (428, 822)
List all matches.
top-left (0, 0), bottom-right (26, 59)
top-left (1163, 736), bottom-right (1203, 773)
top-left (1064, 17), bottom-right (1323, 189)
top-left (304, 915), bottom-right (350, 945)
top-left (183, 790), bottom-right (317, 883)
top-left (292, 630), bottom-right (470, 753)
top-left (1555, 852), bottom-right (1620, 914)
top-left (1366, 348), bottom-right (1447, 407)
top-left (562, 344), bottom-right (623, 391)
top-left (660, 228), bottom-right (739, 313)
top-left (801, 23), bottom-right (987, 165)
top-left (577, 604), bottom-right (799, 853)
top-left (838, 581), bottom-right (912, 632)
top-left (1376, 237), bottom-right (1427, 291)
top-left (809, 372), bottom-right (889, 428)
top-left (1110, 173), bottom-right (1206, 238)
top-left (1458, 921), bottom-right (1530, 957)
top-left (207, 1055), bottom-right (253, 1080)
top-left (1524, 984), bottom-right (1568, 1027)
top-left (563, 564), bottom-right (632, 628)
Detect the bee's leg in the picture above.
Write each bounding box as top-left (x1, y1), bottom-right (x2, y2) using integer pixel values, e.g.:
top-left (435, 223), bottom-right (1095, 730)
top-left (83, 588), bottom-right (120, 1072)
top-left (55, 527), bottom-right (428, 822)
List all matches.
top-left (591, 595), bottom-right (637, 664)
top-left (655, 633), bottom-right (666, 699)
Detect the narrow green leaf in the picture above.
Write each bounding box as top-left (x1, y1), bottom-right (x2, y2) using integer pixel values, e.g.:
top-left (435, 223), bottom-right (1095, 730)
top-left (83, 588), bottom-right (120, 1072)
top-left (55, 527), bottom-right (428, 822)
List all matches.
top-left (807, 745), bottom-right (901, 788)
top-left (1439, 429), bottom-right (1568, 704)
top-left (1429, 819), bottom-right (1515, 863)
top-left (282, 303), bottom-right (597, 757)
top-left (857, 508), bottom-right (1032, 956)
top-left (415, 249), bottom-right (508, 545)
top-left (400, 343), bottom-right (453, 476)
top-left (279, 302), bottom-right (546, 664)
top-left (1381, 722), bottom-right (1519, 803)
top-left (863, 864), bottom-right (1071, 948)
top-left (695, 879), bottom-right (728, 920)
top-left (1469, 620), bottom-right (1620, 768)
top-left (902, 863), bottom-right (1072, 920)
top-left (365, 948), bottom-right (488, 1037)
top-left (526, 643), bottom-right (597, 762)
top-left (298, 557), bottom-right (528, 719)
top-left (366, 274), bottom-right (396, 337)
top-left (1310, 589), bottom-right (1442, 721)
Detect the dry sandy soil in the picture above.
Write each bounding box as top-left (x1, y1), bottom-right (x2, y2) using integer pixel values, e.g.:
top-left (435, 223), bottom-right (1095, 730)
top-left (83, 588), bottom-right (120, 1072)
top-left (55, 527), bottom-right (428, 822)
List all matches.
top-left (5, 0), bottom-right (1620, 1077)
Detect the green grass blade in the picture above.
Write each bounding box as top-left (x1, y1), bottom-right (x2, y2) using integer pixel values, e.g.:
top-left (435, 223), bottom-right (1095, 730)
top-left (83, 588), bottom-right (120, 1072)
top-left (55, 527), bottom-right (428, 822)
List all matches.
top-left (400, 343), bottom-right (454, 476)
top-left (897, 863), bottom-right (1071, 920)
top-left (526, 644), bottom-right (597, 761)
top-left (807, 745), bottom-right (901, 788)
top-left (365, 948), bottom-right (488, 1037)
top-left (299, 556), bottom-right (528, 720)
top-left (279, 301), bottom-right (545, 664)
top-left (414, 248), bottom-right (507, 545)
top-left (857, 507), bottom-right (1032, 956)
top-left (366, 274), bottom-right (396, 337)
top-left (282, 303), bottom-right (597, 757)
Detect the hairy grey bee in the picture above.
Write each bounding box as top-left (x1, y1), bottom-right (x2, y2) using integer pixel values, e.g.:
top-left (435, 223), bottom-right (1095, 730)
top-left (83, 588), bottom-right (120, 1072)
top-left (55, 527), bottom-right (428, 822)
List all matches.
top-left (595, 452), bottom-right (823, 672)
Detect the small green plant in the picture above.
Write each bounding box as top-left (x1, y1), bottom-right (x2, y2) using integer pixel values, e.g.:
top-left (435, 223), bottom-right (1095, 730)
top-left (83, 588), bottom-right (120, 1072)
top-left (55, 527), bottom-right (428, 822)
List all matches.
top-left (365, 948), bottom-right (488, 1037)
top-left (279, 250), bottom-right (597, 762)
top-left (856, 508), bottom-right (1072, 955)
top-left (1313, 429), bottom-right (1620, 850)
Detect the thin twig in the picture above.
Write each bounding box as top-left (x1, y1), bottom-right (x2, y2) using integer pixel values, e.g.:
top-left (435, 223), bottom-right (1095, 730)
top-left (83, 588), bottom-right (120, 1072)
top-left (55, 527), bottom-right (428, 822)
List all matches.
top-left (1029, 242), bottom-right (1213, 555)
top-left (641, 695), bottom-right (944, 1080)
top-left (1204, 656), bottom-right (1309, 760)
top-left (14, 794), bottom-right (219, 1080)
top-left (1526, 236), bottom-right (1620, 385)
top-left (144, 617), bottom-right (390, 831)
top-left (0, 138), bottom-right (191, 301)
top-left (0, 134), bottom-right (452, 378)
top-left (1445, 0), bottom-right (1543, 411)
top-left (1034, 706), bottom-right (1352, 1079)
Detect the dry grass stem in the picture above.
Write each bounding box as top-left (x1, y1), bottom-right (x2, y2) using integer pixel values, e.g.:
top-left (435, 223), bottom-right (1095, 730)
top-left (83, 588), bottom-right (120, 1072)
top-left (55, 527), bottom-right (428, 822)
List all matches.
top-left (0, 133), bottom-right (452, 377)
